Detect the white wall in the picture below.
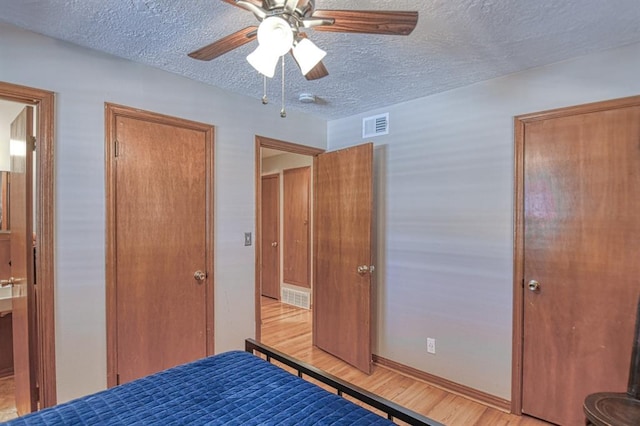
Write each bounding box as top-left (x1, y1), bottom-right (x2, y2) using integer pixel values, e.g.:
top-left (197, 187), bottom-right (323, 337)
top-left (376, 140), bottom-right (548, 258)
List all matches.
top-left (328, 42), bottom-right (640, 399)
top-left (0, 22), bottom-right (327, 402)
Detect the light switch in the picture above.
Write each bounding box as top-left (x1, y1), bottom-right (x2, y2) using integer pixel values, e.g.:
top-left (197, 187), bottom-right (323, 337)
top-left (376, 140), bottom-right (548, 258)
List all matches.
top-left (244, 232), bottom-right (252, 246)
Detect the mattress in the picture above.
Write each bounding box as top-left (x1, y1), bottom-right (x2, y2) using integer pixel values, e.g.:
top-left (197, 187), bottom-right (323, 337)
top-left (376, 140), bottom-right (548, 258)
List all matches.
top-left (3, 351), bottom-right (395, 425)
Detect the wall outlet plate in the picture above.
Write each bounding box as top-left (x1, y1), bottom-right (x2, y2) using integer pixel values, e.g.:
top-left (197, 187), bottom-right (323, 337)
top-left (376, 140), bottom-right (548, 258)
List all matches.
top-left (427, 338), bottom-right (436, 354)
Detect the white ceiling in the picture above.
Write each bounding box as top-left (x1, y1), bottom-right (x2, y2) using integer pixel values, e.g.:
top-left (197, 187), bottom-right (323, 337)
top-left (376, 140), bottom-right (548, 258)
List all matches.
top-left (1, 0), bottom-right (640, 120)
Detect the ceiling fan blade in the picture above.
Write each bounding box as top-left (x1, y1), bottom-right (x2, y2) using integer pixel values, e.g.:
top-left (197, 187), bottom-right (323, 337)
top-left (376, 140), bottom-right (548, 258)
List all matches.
top-left (304, 61), bottom-right (329, 81)
top-left (311, 10), bottom-right (418, 35)
top-left (188, 26), bottom-right (258, 61)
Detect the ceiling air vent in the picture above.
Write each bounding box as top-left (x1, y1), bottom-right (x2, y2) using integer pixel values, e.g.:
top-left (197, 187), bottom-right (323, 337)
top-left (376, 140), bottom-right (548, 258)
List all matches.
top-left (362, 113), bottom-right (389, 139)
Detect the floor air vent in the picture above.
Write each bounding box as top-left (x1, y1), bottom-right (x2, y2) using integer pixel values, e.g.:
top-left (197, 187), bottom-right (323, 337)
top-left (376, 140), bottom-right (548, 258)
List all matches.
top-left (362, 113), bottom-right (389, 138)
top-left (281, 288), bottom-right (310, 310)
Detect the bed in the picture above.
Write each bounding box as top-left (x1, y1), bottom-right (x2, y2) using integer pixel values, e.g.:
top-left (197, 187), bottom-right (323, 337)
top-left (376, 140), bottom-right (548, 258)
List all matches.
top-left (3, 339), bottom-right (441, 425)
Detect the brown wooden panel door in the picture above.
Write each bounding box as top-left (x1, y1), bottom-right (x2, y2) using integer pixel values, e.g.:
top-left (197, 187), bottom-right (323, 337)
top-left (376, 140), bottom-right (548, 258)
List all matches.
top-left (9, 106), bottom-right (37, 415)
top-left (261, 174), bottom-right (280, 299)
top-left (283, 166), bottom-right (310, 287)
top-left (0, 227), bottom-right (13, 378)
top-left (0, 232), bottom-right (10, 281)
top-left (314, 143), bottom-right (373, 374)
top-left (522, 105), bottom-right (640, 425)
top-left (109, 106), bottom-right (214, 385)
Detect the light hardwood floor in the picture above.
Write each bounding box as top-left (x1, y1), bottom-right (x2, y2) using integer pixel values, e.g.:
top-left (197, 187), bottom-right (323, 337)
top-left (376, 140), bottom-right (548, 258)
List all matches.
top-left (0, 376), bottom-right (17, 422)
top-left (260, 297), bottom-right (550, 426)
top-left (0, 300), bottom-right (551, 425)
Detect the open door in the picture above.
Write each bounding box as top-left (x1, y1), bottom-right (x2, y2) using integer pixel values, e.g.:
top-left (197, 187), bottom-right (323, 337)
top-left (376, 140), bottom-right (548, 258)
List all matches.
top-left (9, 106), bottom-right (38, 414)
top-left (313, 143), bottom-right (374, 374)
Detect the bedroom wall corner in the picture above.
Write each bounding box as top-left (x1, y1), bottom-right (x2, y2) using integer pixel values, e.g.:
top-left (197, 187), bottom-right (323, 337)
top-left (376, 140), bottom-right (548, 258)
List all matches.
top-left (327, 41), bottom-right (640, 400)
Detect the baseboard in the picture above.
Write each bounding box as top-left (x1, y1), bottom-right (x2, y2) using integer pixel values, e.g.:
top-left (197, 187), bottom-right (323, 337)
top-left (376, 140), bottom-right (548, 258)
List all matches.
top-left (373, 354), bottom-right (511, 412)
top-left (0, 367), bottom-right (13, 379)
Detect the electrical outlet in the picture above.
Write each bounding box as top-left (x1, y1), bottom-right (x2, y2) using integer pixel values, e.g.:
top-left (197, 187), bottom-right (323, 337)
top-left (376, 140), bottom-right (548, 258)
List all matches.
top-left (427, 338), bottom-right (436, 354)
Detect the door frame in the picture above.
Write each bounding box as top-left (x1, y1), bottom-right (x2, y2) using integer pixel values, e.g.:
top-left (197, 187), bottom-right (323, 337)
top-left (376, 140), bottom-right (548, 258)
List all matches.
top-left (0, 81), bottom-right (57, 408)
top-left (105, 103), bottom-right (215, 387)
top-left (511, 94), bottom-right (640, 413)
top-left (254, 136), bottom-right (323, 341)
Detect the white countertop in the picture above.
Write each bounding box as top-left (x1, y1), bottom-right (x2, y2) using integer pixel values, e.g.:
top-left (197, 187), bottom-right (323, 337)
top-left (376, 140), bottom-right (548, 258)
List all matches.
top-left (0, 286), bottom-right (12, 314)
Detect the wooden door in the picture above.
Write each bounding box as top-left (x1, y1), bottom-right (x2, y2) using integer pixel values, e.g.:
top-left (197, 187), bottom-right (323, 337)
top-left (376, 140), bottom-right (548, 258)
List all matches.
top-left (106, 104), bottom-right (214, 386)
top-left (261, 174), bottom-right (280, 299)
top-left (9, 106), bottom-right (37, 415)
top-left (314, 143), bottom-right (373, 374)
top-left (283, 167), bottom-right (310, 287)
top-left (520, 102), bottom-right (640, 425)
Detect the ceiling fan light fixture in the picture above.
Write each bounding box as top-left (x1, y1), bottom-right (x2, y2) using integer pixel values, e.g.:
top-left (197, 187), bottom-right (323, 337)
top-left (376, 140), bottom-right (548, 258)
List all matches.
top-left (292, 38), bottom-right (326, 76)
top-left (247, 16), bottom-right (294, 77)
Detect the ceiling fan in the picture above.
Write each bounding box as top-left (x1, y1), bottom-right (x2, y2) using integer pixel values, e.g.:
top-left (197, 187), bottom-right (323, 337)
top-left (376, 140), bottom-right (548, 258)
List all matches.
top-left (188, 0), bottom-right (419, 81)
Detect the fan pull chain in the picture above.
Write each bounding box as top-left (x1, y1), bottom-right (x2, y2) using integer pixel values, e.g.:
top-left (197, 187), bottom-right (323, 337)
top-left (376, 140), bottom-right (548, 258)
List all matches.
top-left (262, 75), bottom-right (268, 105)
top-left (280, 56), bottom-right (287, 118)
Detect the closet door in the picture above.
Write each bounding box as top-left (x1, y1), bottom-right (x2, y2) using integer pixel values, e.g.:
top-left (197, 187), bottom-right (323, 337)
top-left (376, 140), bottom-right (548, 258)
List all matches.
top-left (106, 104), bottom-right (214, 386)
top-left (261, 174), bottom-right (280, 299)
top-left (283, 167), bottom-right (310, 287)
top-left (519, 100), bottom-right (640, 425)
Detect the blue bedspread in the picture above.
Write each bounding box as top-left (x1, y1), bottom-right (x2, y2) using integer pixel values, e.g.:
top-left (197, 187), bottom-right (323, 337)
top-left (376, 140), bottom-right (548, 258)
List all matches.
top-left (3, 351), bottom-right (394, 425)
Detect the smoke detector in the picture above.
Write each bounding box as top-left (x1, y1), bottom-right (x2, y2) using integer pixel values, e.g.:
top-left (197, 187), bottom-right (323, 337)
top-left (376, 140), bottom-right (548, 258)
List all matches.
top-left (299, 93), bottom-right (316, 103)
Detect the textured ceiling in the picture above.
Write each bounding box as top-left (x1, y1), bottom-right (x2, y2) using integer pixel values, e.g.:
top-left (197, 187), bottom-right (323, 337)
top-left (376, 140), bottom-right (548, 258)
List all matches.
top-left (1, 0), bottom-right (640, 119)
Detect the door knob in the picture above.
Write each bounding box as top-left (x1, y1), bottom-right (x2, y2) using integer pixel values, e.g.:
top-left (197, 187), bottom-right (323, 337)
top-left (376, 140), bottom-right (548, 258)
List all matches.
top-left (357, 265), bottom-right (375, 275)
top-left (194, 271), bottom-right (206, 282)
top-left (271, 242), bottom-right (278, 247)
top-left (528, 280), bottom-right (540, 292)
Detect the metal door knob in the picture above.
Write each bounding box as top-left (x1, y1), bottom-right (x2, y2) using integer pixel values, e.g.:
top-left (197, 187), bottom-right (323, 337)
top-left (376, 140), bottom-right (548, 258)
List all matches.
top-left (271, 242), bottom-right (278, 247)
top-left (194, 271), bottom-right (206, 282)
top-left (357, 265), bottom-right (375, 275)
top-left (528, 280), bottom-right (540, 292)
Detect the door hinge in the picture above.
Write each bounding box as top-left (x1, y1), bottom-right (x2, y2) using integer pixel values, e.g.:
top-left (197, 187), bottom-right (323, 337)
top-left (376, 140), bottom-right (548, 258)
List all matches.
top-left (114, 140), bottom-right (120, 157)
top-left (116, 374), bottom-right (120, 385)
top-left (30, 136), bottom-right (37, 151)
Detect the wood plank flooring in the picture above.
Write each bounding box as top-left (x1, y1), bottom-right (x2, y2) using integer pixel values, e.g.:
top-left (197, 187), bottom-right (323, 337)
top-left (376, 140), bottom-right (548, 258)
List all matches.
top-left (260, 297), bottom-right (551, 426)
top-left (0, 376), bottom-right (17, 422)
top-left (0, 299), bottom-right (552, 425)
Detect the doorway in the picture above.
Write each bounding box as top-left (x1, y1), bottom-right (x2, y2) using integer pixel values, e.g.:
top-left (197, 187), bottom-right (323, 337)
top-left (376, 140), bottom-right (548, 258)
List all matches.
top-left (255, 136), bottom-right (375, 374)
top-left (255, 136), bottom-right (324, 340)
top-left (0, 82), bottom-right (56, 415)
top-left (512, 96), bottom-right (640, 425)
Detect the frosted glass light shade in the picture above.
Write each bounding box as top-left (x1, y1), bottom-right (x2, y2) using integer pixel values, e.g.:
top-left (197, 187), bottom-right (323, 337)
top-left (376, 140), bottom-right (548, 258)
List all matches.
top-left (258, 17), bottom-right (294, 56)
top-left (247, 45), bottom-right (281, 78)
top-left (247, 16), bottom-right (294, 77)
top-left (292, 38), bottom-right (326, 75)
